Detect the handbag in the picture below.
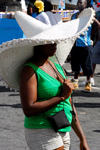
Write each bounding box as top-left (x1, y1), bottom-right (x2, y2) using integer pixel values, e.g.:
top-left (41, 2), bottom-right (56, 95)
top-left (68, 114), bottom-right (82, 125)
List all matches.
top-left (47, 109), bottom-right (71, 132)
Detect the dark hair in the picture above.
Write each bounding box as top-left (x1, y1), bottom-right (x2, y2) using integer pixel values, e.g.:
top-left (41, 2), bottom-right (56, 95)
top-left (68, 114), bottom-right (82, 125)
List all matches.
top-left (29, 0), bottom-right (35, 3)
top-left (44, 1), bottom-right (53, 11)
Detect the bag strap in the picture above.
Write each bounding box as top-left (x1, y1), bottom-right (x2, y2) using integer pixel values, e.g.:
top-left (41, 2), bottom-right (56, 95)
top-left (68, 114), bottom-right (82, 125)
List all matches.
top-left (46, 54), bottom-right (76, 120)
top-left (54, 54), bottom-right (77, 122)
top-left (47, 59), bottom-right (65, 110)
top-left (47, 60), bottom-right (65, 83)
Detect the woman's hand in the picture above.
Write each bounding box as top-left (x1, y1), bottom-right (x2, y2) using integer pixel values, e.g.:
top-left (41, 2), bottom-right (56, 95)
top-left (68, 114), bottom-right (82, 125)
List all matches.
top-left (62, 78), bottom-right (74, 100)
top-left (80, 138), bottom-right (90, 150)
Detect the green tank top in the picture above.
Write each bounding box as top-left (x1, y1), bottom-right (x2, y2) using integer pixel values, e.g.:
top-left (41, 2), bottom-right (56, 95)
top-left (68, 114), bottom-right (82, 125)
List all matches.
top-left (24, 62), bottom-right (72, 132)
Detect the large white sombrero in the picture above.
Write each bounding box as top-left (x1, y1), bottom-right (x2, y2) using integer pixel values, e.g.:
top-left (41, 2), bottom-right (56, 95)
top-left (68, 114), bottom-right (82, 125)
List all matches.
top-left (0, 8), bottom-right (95, 90)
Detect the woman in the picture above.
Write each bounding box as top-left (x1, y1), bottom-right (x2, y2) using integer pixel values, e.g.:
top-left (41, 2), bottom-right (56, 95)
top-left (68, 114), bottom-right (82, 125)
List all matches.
top-left (19, 42), bottom-right (90, 150)
top-left (0, 9), bottom-right (93, 150)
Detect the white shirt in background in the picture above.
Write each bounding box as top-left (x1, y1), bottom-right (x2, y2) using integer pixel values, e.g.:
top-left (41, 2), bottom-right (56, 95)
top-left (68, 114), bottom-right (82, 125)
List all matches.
top-left (36, 11), bottom-right (62, 26)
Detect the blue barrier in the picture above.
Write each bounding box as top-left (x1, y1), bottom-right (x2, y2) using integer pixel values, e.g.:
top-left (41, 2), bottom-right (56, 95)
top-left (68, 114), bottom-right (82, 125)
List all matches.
top-left (0, 18), bottom-right (26, 44)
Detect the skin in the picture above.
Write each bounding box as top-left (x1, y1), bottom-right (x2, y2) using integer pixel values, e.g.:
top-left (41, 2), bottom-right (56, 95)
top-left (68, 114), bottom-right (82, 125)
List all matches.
top-left (71, 0), bottom-right (100, 81)
top-left (20, 43), bottom-right (90, 150)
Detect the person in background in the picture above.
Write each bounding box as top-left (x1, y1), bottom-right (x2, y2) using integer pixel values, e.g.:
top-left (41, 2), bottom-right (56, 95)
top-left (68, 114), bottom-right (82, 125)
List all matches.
top-left (70, 0), bottom-right (100, 91)
top-left (79, 0), bottom-right (93, 77)
top-left (92, 1), bottom-right (100, 45)
top-left (81, 1), bottom-right (100, 85)
top-left (27, 0), bottom-right (44, 18)
top-left (66, 0), bottom-right (93, 74)
top-left (36, 1), bottom-right (62, 26)
top-left (91, 30), bottom-right (100, 83)
top-left (27, 0), bottom-right (35, 16)
top-left (91, 2), bottom-right (100, 84)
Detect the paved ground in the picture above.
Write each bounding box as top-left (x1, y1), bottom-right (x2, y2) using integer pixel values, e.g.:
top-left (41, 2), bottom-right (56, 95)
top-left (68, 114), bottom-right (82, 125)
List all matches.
top-left (0, 63), bottom-right (100, 150)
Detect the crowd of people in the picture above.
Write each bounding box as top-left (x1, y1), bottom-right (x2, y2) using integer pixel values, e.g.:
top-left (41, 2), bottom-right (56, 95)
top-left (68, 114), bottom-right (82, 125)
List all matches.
top-left (0, 0), bottom-right (100, 150)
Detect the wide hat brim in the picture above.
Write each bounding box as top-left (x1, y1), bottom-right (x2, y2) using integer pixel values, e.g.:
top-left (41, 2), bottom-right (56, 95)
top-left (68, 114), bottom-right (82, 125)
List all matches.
top-left (0, 8), bottom-right (95, 90)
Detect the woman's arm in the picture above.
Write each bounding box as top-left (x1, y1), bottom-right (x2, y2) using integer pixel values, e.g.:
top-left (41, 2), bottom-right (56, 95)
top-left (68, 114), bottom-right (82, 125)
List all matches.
top-left (19, 66), bottom-right (74, 117)
top-left (71, 102), bottom-right (90, 150)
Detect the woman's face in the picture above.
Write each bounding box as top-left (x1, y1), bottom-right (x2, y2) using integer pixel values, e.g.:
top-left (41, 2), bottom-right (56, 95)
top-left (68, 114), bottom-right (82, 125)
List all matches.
top-left (40, 43), bottom-right (57, 57)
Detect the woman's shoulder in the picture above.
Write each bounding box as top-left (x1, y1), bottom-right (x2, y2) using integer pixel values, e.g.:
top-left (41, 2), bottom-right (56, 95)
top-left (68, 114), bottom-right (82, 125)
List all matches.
top-left (22, 59), bottom-right (37, 74)
top-left (22, 62), bottom-right (35, 75)
top-left (20, 65), bottom-right (36, 85)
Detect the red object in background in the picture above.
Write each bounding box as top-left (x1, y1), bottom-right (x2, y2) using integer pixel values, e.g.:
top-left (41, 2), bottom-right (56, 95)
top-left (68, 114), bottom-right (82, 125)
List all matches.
top-left (97, 3), bottom-right (100, 7)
